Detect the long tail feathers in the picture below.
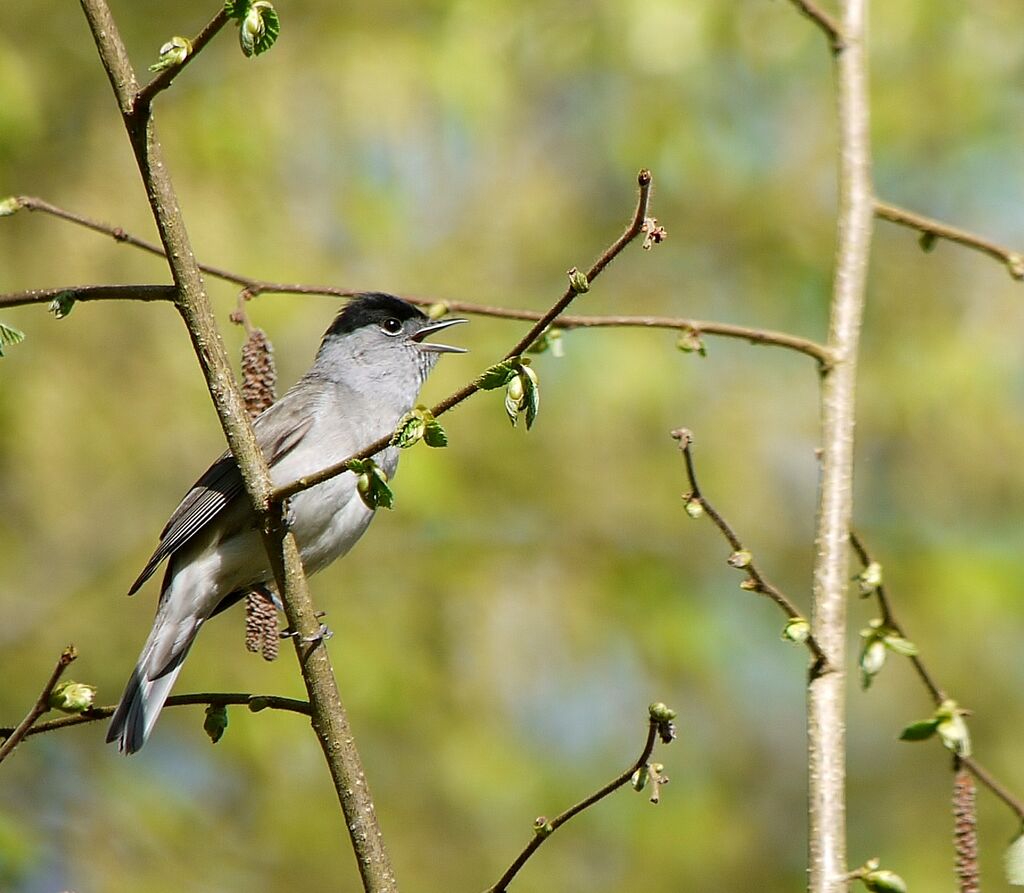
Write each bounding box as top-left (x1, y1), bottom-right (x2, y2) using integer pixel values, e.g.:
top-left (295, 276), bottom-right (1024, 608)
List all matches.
top-left (106, 653), bottom-right (188, 755)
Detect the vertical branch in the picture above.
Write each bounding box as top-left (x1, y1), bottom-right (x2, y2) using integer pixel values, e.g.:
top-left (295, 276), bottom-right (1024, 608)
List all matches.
top-left (807, 2), bottom-right (873, 891)
top-left (77, 3), bottom-right (397, 891)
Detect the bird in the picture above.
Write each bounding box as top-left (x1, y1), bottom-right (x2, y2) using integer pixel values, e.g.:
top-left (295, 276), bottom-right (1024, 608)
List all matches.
top-left (107, 293), bottom-right (467, 754)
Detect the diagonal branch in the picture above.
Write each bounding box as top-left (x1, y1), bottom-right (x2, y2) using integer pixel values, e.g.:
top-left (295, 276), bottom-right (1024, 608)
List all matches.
top-left (485, 713), bottom-right (667, 893)
top-left (670, 428), bottom-right (830, 669)
top-left (849, 533), bottom-right (1024, 822)
top-left (78, 2), bottom-right (398, 891)
top-left (786, 0), bottom-right (846, 52)
top-left (874, 199), bottom-right (1024, 280)
top-left (135, 8), bottom-right (231, 111)
top-left (0, 284), bottom-right (176, 310)
top-left (0, 646), bottom-right (77, 765)
top-left (272, 168), bottom-right (655, 504)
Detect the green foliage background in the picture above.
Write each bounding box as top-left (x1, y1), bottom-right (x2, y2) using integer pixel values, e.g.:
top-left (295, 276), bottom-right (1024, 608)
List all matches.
top-left (2, 2), bottom-right (1023, 890)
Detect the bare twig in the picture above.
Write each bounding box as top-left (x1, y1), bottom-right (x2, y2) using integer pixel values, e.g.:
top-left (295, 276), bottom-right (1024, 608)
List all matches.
top-left (0, 646), bottom-right (77, 765)
top-left (0, 284), bottom-right (176, 309)
top-left (135, 8), bottom-right (231, 111)
top-left (786, 0), bottom-right (847, 52)
top-left (0, 691), bottom-right (311, 741)
top-left (3, 196), bottom-right (832, 363)
top-left (670, 428), bottom-right (830, 669)
top-left (808, 2), bottom-right (873, 888)
top-left (273, 168), bottom-right (655, 504)
top-left (874, 199), bottom-right (1024, 280)
top-left (78, 2), bottom-right (398, 890)
top-left (486, 717), bottom-right (663, 893)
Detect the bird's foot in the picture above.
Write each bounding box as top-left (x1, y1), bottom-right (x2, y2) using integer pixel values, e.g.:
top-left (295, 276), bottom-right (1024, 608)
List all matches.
top-left (280, 497), bottom-right (296, 532)
top-left (279, 613), bottom-right (332, 643)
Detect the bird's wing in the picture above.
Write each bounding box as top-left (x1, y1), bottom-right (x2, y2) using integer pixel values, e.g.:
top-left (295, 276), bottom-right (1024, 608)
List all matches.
top-left (127, 404), bottom-right (316, 595)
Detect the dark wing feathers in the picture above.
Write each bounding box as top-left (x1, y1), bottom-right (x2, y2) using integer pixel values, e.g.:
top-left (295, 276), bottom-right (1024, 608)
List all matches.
top-left (127, 409), bottom-right (315, 595)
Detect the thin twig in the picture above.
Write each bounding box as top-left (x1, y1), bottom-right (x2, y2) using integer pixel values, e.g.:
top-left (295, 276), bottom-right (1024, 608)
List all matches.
top-left (0, 646), bottom-right (77, 765)
top-left (273, 168), bottom-right (655, 504)
top-left (670, 428), bottom-right (830, 670)
top-left (849, 534), bottom-right (1024, 825)
top-left (134, 8), bottom-right (231, 111)
top-left (0, 284), bottom-right (176, 309)
top-left (3, 196), bottom-right (832, 364)
top-left (849, 532), bottom-right (945, 703)
top-left (486, 719), bottom-right (660, 893)
top-left (874, 199), bottom-right (1024, 280)
top-left (0, 692), bottom-right (311, 740)
top-left (786, 0), bottom-right (846, 52)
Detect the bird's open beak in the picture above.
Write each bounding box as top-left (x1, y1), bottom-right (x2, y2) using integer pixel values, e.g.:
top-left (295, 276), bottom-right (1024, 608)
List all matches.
top-left (411, 317), bottom-right (469, 353)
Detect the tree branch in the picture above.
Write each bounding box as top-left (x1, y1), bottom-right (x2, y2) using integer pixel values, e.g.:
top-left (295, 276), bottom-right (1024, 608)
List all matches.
top-left (808, 1), bottom-right (873, 889)
top-left (0, 691), bottom-right (311, 740)
top-left (2, 195), bottom-right (833, 364)
top-left (135, 8), bottom-right (231, 111)
top-left (0, 646), bottom-right (77, 765)
top-left (78, 3), bottom-right (397, 890)
top-left (786, 0), bottom-right (846, 52)
top-left (849, 533), bottom-right (1024, 823)
top-left (272, 168), bottom-right (655, 504)
top-left (485, 712), bottom-right (669, 893)
top-left (670, 428), bottom-right (830, 669)
top-left (874, 199), bottom-right (1024, 280)
top-left (0, 284), bottom-right (176, 310)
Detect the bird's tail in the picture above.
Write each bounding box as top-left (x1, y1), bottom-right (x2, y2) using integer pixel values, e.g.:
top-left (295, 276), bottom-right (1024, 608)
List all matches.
top-left (107, 589), bottom-right (204, 755)
top-left (106, 654), bottom-right (188, 754)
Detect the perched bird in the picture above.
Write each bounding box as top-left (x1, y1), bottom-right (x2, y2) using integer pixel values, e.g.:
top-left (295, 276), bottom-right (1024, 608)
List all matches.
top-left (108, 293), bottom-right (466, 753)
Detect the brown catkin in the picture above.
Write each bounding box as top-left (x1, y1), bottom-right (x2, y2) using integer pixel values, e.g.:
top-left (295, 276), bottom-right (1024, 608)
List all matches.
top-left (240, 327), bottom-right (277, 419)
top-left (953, 765), bottom-right (980, 893)
top-left (241, 329), bottom-right (280, 658)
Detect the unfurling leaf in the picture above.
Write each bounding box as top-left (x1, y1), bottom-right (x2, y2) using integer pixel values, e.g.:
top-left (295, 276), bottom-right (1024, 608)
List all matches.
top-left (48, 681), bottom-right (97, 714)
top-left (423, 418), bottom-right (448, 448)
top-left (475, 359), bottom-right (519, 390)
top-left (149, 36), bottom-right (192, 72)
top-left (0, 196), bottom-right (24, 216)
top-left (566, 267), bottom-right (590, 294)
top-left (727, 550), bottom-right (752, 569)
top-left (856, 561), bottom-right (883, 595)
top-left (0, 322), bottom-right (25, 357)
top-left (860, 638), bottom-right (887, 689)
top-left (48, 292), bottom-right (76, 319)
top-left (683, 495), bottom-right (704, 519)
top-left (862, 868), bottom-right (907, 893)
top-left (676, 327), bottom-right (706, 356)
top-left (392, 406), bottom-right (448, 450)
top-left (1005, 829), bottom-right (1024, 885)
top-left (347, 458), bottom-right (394, 510)
top-left (899, 718), bottom-right (940, 742)
top-left (521, 364), bottom-right (540, 429)
top-left (782, 617), bottom-right (811, 644)
top-left (203, 704), bottom-right (228, 743)
top-left (231, 0), bottom-right (280, 57)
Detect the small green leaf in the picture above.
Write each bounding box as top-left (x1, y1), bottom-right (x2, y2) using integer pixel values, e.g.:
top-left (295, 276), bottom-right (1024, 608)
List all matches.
top-left (918, 231), bottom-right (938, 253)
top-left (391, 409), bottom-right (427, 449)
top-left (782, 617), bottom-right (811, 644)
top-left (899, 718), bottom-right (939, 742)
top-left (856, 561), bottom-right (883, 595)
top-left (676, 327), bottom-right (706, 356)
top-left (504, 373), bottom-right (525, 426)
top-left (475, 359), bottom-right (518, 390)
top-left (882, 633), bottom-right (918, 657)
top-left (521, 364), bottom-right (540, 430)
top-left (149, 35), bottom-right (192, 71)
top-left (348, 459), bottom-right (394, 510)
top-left (48, 681), bottom-right (97, 714)
top-left (48, 292), bottom-right (76, 319)
top-left (1005, 829), bottom-right (1024, 886)
top-left (566, 267), bottom-right (590, 294)
top-left (937, 712), bottom-right (972, 757)
top-left (224, 0), bottom-right (250, 18)
top-left (862, 868), bottom-right (907, 893)
top-left (203, 704), bottom-right (228, 744)
top-left (239, 1), bottom-right (280, 56)
top-left (631, 765), bottom-right (649, 792)
top-left (423, 419), bottom-right (448, 448)
top-left (0, 322), bottom-right (25, 357)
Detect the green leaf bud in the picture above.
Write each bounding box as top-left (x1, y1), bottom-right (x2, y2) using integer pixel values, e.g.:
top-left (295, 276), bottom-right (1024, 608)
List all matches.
top-left (149, 36), bottom-right (192, 72)
top-left (899, 718), bottom-right (940, 742)
top-left (782, 617), bottom-right (811, 644)
top-left (566, 267), bottom-right (590, 294)
top-left (48, 681), bottom-right (97, 714)
top-left (48, 292), bottom-right (76, 319)
top-left (0, 196), bottom-right (24, 217)
top-left (727, 549), bottom-right (752, 569)
top-left (862, 869), bottom-right (907, 893)
top-left (203, 704), bottom-right (228, 743)
top-left (676, 327), bottom-right (706, 356)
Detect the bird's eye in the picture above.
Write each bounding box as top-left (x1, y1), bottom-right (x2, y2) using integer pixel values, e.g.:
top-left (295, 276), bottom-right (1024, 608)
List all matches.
top-left (381, 317), bottom-right (403, 335)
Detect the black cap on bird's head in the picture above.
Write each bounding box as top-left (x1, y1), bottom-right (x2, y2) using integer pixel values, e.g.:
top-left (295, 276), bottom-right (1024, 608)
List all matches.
top-left (324, 292), bottom-right (467, 354)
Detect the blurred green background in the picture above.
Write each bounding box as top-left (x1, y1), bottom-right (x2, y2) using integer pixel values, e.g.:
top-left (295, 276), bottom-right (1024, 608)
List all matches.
top-left (2, 1), bottom-right (1024, 890)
